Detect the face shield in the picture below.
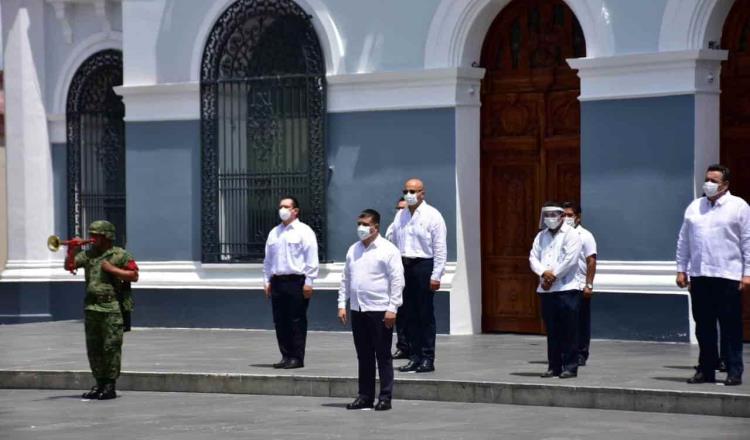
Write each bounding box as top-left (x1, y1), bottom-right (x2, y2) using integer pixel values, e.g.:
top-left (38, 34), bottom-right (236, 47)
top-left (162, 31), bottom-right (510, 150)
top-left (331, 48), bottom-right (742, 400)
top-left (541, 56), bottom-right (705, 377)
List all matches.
top-left (538, 205), bottom-right (564, 229)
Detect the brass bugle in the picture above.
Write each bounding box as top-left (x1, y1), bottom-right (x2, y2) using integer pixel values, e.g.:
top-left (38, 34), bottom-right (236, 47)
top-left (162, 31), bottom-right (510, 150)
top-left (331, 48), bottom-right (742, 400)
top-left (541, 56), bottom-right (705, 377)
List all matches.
top-left (47, 235), bottom-right (94, 252)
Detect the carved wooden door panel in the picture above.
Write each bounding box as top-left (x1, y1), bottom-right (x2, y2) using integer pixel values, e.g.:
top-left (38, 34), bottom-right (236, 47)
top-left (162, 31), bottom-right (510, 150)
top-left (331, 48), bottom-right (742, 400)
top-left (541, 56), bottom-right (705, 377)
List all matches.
top-left (480, 0), bottom-right (585, 333)
top-left (721, 0), bottom-right (750, 341)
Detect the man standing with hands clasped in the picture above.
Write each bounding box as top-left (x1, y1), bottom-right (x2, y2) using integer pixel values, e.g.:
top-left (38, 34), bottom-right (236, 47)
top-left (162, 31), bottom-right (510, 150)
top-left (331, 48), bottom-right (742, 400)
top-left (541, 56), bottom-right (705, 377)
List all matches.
top-left (389, 178), bottom-right (447, 373)
top-left (263, 196), bottom-right (319, 370)
top-left (529, 202), bottom-right (583, 379)
top-left (676, 164), bottom-right (749, 386)
top-left (338, 209), bottom-right (404, 411)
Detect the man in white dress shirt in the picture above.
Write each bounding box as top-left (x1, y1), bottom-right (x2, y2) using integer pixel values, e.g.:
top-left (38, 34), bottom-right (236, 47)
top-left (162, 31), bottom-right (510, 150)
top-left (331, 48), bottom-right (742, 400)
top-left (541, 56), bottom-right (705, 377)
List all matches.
top-left (529, 201), bottom-right (583, 378)
top-left (389, 179), bottom-right (447, 373)
top-left (562, 201), bottom-right (597, 367)
top-left (676, 164), bottom-right (750, 386)
top-left (338, 209), bottom-right (404, 411)
top-left (263, 196), bottom-right (319, 369)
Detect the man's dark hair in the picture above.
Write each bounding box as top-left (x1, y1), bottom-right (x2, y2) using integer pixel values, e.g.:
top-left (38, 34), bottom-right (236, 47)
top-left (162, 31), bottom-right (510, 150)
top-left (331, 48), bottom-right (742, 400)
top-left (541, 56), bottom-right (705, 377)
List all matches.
top-left (359, 209), bottom-right (381, 226)
top-left (280, 196), bottom-right (299, 210)
top-left (542, 200), bottom-right (561, 209)
top-left (561, 201), bottom-right (581, 215)
top-left (398, 196), bottom-right (405, 202)
top-left (706, 164), bottom-right (731, 182)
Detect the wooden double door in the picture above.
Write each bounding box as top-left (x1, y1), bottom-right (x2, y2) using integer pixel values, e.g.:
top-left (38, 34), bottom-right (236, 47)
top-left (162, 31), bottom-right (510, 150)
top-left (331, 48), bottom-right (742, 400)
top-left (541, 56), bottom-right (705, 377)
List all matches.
top-left (480, 0), bottom-right (585, 333)
top-left (721, 0), bottom-right (750, 341)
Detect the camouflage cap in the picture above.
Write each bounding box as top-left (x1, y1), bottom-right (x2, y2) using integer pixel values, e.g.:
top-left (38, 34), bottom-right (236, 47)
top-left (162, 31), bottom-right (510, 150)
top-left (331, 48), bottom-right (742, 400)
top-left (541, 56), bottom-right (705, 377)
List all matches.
top-left (88, 220), bottom-right (116, 241)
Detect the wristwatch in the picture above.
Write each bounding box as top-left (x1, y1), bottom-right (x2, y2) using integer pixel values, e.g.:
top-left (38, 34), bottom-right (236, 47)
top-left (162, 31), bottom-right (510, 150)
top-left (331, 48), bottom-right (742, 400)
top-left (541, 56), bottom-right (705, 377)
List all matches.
top-left (585, 283), bottom-right (594, 289)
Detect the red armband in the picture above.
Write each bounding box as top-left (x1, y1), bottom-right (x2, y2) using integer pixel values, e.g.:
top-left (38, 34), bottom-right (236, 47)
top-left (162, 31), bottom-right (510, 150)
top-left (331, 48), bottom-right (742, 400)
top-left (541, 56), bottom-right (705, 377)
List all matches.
top-left (125, 260), bottom-right (139, 271)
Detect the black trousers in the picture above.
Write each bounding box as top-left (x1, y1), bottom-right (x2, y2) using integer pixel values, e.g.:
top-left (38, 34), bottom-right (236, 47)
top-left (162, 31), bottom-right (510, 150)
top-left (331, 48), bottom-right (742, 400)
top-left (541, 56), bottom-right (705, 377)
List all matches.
top-left (690, 277), bottom-right (744, 378)
top-left (270, 275), bottom-right (309, 362)
top-left (577, 296), bottom-right (591, 361)
top-left (395, 314), bottom-right (409, 354)
top-left (402, 258), bottom-right (436, 362)
top-left (351, 310), bottom-right (394, 402)
top-left (540, 290), bottom-right (582, 374)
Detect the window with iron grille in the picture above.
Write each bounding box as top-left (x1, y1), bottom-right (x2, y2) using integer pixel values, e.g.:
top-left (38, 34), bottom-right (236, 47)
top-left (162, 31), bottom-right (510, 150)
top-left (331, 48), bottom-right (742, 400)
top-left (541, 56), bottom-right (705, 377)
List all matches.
top-left (201, 0), bottom-right (327, 263)
top-left (66, 50), bottom-right (126, 246)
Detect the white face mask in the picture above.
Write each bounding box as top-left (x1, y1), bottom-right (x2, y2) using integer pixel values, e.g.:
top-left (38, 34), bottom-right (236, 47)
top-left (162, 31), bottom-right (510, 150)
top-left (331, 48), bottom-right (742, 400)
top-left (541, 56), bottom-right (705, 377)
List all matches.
top-left (564, 217), bottom-right (576, 227)
top-left (544, 216), bottom-right (562, 229)
top-left (703, 181), bottom-right (721, 198)
top-left (404, 192), bottom-right (419, 206)
top-left (279, 208), bottom-right (292, 222)
top-left (357, 225), bottom-right (373, 241)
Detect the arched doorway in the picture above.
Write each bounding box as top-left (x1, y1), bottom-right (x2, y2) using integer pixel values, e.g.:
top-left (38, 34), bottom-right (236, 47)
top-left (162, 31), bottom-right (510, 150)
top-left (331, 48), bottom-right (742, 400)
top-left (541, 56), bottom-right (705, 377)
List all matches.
top-left (66, 49), bottom-right (126, 246)
top-left (720, 0), bottom-right (750, 340)
top-left (480, 0), bottom-right (585, 333)
top-left (200, 0), bottom-right (327, 263)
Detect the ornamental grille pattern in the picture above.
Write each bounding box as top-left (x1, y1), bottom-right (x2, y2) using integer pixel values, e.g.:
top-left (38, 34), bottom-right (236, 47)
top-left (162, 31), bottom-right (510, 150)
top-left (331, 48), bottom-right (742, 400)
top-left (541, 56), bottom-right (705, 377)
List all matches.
top-left (201, 0), bottom-right (327, 263)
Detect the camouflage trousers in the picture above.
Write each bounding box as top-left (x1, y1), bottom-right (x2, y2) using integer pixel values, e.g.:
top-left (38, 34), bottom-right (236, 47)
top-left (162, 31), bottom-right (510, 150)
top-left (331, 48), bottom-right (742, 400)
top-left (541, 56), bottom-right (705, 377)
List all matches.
top-left (84, 310), bottom-right (124, 382)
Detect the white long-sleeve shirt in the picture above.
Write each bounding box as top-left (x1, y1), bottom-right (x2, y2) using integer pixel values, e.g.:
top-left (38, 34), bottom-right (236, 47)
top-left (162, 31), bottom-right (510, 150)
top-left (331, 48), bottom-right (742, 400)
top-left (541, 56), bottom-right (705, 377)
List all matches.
top-left (573, 225), bottom-right (597, 289)
top-left (263, 219), bottom-right (319, 286)
top-left (337, 235), bottom-right (404, 313)
top-left (388, 201), bottom-right (448, 282)
top-left (676, 192), bottom-right (750, 281)
top-left (529, 224), bottom-right (582, 293)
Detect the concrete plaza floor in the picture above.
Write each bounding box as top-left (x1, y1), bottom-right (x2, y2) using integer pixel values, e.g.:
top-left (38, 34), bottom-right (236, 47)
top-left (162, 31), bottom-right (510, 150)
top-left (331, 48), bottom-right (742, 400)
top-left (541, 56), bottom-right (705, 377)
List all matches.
top-left (0, 321), bottom-right (748, 418)
top-left (1, 390), bottom-right (749, 440)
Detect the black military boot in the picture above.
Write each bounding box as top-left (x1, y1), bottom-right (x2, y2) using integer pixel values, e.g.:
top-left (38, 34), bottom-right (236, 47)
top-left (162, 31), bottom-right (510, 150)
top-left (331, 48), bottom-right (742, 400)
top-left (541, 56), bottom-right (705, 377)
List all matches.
top-left (82, 381), bottom-right (103, 399)
top-left (97, 382), bottom-right (117, 400)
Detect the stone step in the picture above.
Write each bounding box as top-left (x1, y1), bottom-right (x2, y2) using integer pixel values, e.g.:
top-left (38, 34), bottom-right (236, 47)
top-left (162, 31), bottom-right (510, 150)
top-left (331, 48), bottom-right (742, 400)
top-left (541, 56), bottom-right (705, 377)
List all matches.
top-left (1, 370), bottom-right (747, 418)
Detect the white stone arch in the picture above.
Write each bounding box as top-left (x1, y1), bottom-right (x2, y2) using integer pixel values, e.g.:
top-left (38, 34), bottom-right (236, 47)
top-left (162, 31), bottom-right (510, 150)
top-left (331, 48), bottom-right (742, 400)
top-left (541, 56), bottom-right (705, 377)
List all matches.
top-left (188, 0), bottom-right (345, 81)
top-left (424, 0), bottom-right (615, 68)
top-left (659, 0), bottom-right (735, 51)
top-left (52, 31), bottom-right (122, 116)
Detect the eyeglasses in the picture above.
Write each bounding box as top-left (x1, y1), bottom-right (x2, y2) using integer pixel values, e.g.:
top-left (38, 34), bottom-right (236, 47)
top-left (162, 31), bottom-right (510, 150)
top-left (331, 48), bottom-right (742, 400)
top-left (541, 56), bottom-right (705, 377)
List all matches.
top-left (402, 189), bottom-right (422, 195)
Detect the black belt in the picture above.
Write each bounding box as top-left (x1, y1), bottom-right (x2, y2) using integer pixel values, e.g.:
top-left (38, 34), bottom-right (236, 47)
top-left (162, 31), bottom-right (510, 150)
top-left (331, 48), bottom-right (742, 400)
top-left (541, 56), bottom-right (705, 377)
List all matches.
top-left (91, 294), bottom-right (117, 303)
top-left (402, 257), bottom-right (433, 266)
top-left (272, 274), bottom-right (305, 281)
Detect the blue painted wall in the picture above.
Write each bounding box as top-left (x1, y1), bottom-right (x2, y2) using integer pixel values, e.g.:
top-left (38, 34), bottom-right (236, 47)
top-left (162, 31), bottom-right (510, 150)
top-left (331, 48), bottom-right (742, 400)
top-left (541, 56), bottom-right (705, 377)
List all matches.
top-left (581, 95), bottom-right (694, 261)
top-left (51, 143), bottom-right (67, 238)
top-left (591, 292), bottom-right (689, 342)
top-left (326, 109), bottom-right (456, 261)
top-left (125, 120), bottom-right (201, 260)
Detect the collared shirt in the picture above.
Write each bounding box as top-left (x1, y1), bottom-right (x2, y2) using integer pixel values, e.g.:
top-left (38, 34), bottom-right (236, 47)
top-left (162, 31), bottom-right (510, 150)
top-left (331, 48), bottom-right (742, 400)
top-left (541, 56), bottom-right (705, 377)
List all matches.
top-left (529, 223), bottom-right (582, 293)
top-left (263, 219), bottom-right (320, 286)
top-left (388, 201), bottom-right (448, 281)
top-left (573, 225), bottom-right (597, 289)
top-left (337, 235), bottom-right (404, 313)
top-left (676, 192), bottom-right (750, 281)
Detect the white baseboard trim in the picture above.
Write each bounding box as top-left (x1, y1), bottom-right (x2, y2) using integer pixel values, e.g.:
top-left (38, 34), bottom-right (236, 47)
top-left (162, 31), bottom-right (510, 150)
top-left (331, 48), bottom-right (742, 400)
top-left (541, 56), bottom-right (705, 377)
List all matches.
top-left (0, 259), bottom-right (686, 295)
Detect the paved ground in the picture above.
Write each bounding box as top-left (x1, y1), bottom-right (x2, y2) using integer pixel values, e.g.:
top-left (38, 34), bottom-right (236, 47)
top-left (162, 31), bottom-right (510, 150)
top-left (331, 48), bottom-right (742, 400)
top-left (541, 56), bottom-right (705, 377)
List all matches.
top-left (1, 321), bottom-right (748, 395)
top-left (0, 390), bottom-right (748, 440)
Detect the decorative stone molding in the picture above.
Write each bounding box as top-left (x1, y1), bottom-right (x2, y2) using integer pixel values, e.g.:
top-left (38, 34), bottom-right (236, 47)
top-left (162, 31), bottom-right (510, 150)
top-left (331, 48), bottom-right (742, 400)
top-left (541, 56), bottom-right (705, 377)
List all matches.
top-left (46, 0), bottom-right (120, 44)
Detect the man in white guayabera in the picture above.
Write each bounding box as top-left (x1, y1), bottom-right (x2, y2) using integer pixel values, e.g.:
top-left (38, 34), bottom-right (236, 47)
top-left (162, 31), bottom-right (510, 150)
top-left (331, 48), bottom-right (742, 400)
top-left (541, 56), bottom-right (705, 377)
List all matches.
top-left (529, 201), bottom-right (583, 379)
top-left (263, 196), bottom-right (319, 370)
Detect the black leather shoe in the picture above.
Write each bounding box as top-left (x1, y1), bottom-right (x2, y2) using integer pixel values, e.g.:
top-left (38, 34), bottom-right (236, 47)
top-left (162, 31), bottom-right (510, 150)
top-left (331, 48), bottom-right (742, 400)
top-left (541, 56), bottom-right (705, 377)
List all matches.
top-left (283, 358), bottom-right (304, 369)
top-left (724, 376), bottom-right (742, 386)
top-left (559, 370), bottom-right (577, 379)
top-left (540, 370), bottom-right (558, 378)
top-left (393, 349), bottom-right (410, 360)
top-left (577, 356), bottom-right (587, 367)
top-left (374, 400), bottom-right (392, 411)
top-left (687, 371), bottom-right (715, 384)
top-left (272, 358), bottom-right (289, 369)
top-left (97, 383), bottom-right (117, 400)
top-left (415, 360), bottom-right (435, 373)
top-left (346, 397), bottom-right (373, 410)
top-left (398, 360), bottom-right (419, 372)
top-left (82, 385), bottom-right (101, 399)
top-left (718, 360), bottom-right (728, 373)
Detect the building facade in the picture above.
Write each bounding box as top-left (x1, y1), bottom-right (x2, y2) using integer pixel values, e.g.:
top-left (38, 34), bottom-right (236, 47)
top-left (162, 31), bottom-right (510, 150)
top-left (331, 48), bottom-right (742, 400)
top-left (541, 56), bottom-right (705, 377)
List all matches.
top-left (1, 0), bottom-right (748, 342)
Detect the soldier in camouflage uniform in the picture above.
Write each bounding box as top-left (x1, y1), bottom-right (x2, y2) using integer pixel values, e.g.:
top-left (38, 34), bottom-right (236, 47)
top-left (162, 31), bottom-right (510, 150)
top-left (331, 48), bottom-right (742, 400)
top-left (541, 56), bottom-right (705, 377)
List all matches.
top-left (64, 220), bottom-right (139, 400)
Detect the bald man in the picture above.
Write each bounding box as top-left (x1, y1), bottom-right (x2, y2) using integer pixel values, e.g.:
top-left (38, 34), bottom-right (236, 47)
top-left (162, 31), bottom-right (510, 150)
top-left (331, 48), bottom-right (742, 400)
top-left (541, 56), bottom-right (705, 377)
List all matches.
top-left (387, 179), bottom-right (447, 373)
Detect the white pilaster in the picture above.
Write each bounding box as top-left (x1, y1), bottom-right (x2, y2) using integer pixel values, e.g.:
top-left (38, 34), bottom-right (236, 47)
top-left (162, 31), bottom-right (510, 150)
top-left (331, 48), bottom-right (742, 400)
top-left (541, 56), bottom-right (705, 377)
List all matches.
top-left (451, 67), bottom-right (485, 335)
top-left (4, 5), bottom-right (55, 263)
